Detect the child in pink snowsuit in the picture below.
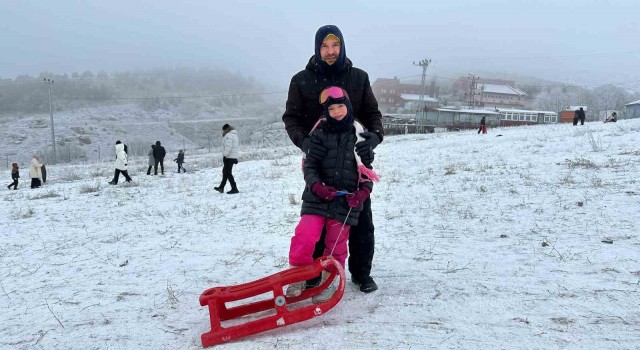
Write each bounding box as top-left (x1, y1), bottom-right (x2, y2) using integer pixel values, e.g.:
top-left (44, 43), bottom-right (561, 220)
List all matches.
top-left (287, 86), bottom-right (378, 300)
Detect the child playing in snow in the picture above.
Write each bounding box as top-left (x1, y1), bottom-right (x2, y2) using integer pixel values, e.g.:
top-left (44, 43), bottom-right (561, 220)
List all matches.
top-left (7, 163), bottom-right (19, 190)
top-left (604, 112), bottom-right (617, 123)
top-left (174, 149), bottom-right (186, 173)
top-left (286, 86), bottom-right (378, 302)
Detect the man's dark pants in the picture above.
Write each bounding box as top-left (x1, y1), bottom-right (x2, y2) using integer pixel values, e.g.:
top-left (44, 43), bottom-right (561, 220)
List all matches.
top-left (154, 159), bottom-right (164, 175)
top-left (312, 197), bottom-right (374, 281)
top-left (219, 157), bottom-right (237, 190)
top-left (111, 169), bottom-right (132, 184)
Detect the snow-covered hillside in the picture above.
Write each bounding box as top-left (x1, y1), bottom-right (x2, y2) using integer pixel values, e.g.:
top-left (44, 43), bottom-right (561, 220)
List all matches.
top-left (0, 102), bottom-right (284, 165)
top-left (1, 119), bottom-right (639, 349)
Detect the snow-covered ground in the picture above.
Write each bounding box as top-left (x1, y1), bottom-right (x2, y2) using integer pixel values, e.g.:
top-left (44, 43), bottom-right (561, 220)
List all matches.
top-left (1, 119), bottom-right (639, 349)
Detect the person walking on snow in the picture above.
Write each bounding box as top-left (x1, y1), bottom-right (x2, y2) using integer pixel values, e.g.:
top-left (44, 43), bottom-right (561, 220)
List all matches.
top-left (147, 144), bottom-right (155, 175)
top-left (214, 124), bottom-right (239, 194)
top-left (576, 107), bottom-right (586, 125)
top-left (286, 87), bottom-right (378, 303)
top-left (282, 24), bottom-right (384, 293)
top-left (7, 163), bottom-right (19, 190)
top-left (478, 115), bottom-right (487, 134)
top-left (153, 141), bottom-right (166, 175)
top-left (109, 140), bottom-right (132, 185)
top-left (29, 155), bottom-right (43, 189)
top-left (174, 149), bottom-right (186, 173)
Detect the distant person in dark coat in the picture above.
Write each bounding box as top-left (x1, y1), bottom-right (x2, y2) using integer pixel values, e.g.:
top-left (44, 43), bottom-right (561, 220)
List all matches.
top-left (7, 163), bottom-right (19, 190)
top-left (152, 141), bottom-right (166, 175)
top-left (147, 145), bottom-right (155, 175)
top-left (174, 149), bottom-right (186, 173)
top-left (576, 107), bottom-right (586, 125)
top-left (478, 115), bottom-right (487, 134)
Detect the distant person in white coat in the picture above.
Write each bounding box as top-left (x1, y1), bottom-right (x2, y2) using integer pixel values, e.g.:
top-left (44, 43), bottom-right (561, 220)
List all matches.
top-left (146, 144), bottom-right (155, 175)
top-left (109, 140), bottom-right (132, 185)
top-left (214, 124), bottom-right (240, 194)
top-left (29, 154), bottom-right (43, 189)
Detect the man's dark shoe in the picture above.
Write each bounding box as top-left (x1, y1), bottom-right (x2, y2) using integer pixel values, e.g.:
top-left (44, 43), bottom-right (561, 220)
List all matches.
top-left (351, 275), bottom-right (378, 293)
top-left (214, 186), bottom-right (224, 193)
top-left (227, 189), bottom-right (239, 194)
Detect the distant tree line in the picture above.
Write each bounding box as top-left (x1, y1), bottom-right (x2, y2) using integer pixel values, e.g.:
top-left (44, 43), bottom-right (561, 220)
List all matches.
top-left (0, 67), bottom-right (263, 114)
top-left (532, 84), bottom-right (640, 117)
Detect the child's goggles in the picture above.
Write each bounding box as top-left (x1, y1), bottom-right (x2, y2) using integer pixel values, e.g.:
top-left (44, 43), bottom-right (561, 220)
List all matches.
top-left (319, 86), bottom-right (349, 105)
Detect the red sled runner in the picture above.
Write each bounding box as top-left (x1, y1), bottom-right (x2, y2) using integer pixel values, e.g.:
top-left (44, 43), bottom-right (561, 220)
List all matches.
top-left (199, 256), bottom-right (345, 347)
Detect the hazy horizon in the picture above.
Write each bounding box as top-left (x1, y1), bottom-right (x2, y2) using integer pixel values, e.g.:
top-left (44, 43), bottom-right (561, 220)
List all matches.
top-left (2, 1), bottom-right (639, 89)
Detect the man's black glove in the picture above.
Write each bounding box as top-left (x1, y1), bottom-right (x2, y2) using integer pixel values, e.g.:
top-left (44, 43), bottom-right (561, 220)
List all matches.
top-left (356, 132), bottom-right (381, 165)
top-left (301, 137), bottom-right (326, 160)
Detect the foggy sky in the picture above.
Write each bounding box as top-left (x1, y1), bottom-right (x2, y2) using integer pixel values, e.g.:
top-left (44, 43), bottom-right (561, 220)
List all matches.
top-left (1, 0), bottom-right (639, 89)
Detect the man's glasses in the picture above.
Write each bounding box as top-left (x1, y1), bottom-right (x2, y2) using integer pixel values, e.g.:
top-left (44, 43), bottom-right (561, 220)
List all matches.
top-left (319, 86), bottom-right (349, 105)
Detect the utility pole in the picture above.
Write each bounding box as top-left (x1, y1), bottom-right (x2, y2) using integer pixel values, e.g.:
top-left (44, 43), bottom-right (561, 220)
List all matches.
top-left (413, 59), bottom-right (431, 113)
top-left (467, 73), bottom-right (481, 109)
top-left (413, 59), bottom-right (431, 133)
top-left (44, 78), bottom-right (57, 164)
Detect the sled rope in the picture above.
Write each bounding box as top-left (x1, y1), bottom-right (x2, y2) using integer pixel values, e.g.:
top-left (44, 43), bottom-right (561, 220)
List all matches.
top-left (328, 207), bottom-right (352, 257)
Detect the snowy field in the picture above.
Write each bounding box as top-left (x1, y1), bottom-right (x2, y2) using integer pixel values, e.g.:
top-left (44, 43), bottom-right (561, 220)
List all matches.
top-left (1, 119), bottom-right (639, 349)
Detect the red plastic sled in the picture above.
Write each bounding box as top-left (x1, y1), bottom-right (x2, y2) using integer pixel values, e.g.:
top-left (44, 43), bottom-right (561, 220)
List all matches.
top-left (199, 256), bottom-right (345, 347)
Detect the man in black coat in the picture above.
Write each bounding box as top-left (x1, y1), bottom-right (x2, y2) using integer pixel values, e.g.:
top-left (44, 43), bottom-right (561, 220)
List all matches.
top-left (152, 140), bottom-right (166, 175)
top-left (577, 107), bottom-right (586, 125)
top-left (282, 25), bottom-right (384, 293)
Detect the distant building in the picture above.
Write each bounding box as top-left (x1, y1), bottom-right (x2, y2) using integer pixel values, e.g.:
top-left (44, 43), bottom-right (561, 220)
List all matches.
top-left (451, 77), bottom-right (516, 93)
top-left (398, 94), bottom-right (440, 109)
top-left (496, 108), bottom-right (558, 125)
top-left (625, 100), bottom-right (640, 119)
top-left (477, 84), bottom-right (527, 108)
top-left (372, 77), bottom-right (440, 111)
top-left (419, 108), bottom-right (502, 131)
top-left (451, 77), bottom-right (527, 108)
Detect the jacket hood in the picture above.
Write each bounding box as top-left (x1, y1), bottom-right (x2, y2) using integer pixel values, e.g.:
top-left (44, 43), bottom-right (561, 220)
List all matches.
top-left (116, 143), bottom-right (125, 153)
top-left (223, 127), bottom-right (236, 137)
top-left (314, 25), bottom-right (348, 74)
top-left (155, 141), bottom-right (161, 146)
top-left (324, 96), bottom-right (354, 132)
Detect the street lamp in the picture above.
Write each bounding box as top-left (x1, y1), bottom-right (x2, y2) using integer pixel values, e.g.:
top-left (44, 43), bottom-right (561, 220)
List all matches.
top-left (44, 78), bottom-right (56, 164)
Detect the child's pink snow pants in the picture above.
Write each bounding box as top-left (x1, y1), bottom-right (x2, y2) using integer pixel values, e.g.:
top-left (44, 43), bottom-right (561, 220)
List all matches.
top-left (289, 214), bottom-right (350, 269)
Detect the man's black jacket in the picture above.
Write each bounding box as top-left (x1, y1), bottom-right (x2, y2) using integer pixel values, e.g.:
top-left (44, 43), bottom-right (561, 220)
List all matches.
top-left (283, 56), bottom-right (384, 149)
